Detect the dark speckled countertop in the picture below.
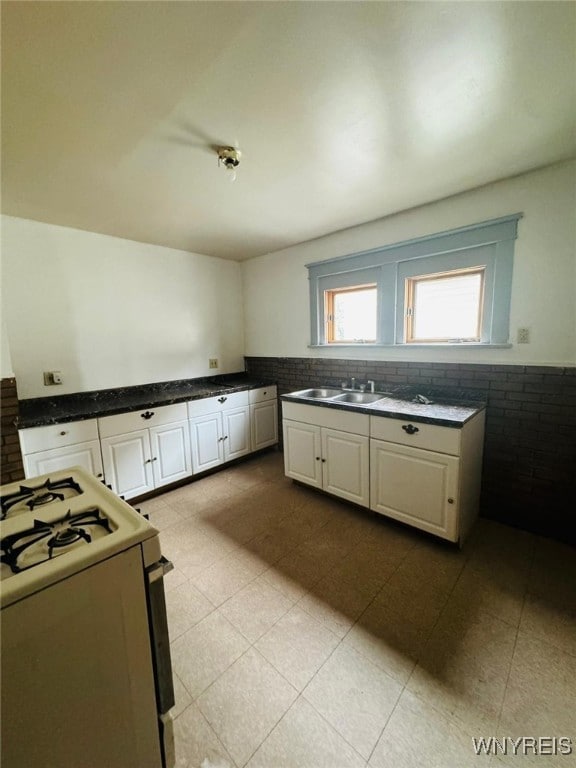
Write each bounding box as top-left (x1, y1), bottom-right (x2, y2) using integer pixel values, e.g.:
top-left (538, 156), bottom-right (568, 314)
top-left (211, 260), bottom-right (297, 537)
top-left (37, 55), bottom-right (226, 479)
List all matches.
top-left (18, 374), bottom-right (275, 429)
top-left (281, 385), bottom-right (486, 428)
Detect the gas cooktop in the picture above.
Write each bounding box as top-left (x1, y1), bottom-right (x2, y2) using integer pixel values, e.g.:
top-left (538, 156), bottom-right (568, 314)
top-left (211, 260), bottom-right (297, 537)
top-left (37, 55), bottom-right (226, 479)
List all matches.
top-left (0, 467), bottom-right (158, 608)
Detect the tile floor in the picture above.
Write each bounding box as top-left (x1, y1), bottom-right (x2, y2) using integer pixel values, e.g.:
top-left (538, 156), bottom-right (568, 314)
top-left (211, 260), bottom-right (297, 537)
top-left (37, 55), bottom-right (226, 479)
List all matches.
top-left (140, 450), bottom-right (576, 768)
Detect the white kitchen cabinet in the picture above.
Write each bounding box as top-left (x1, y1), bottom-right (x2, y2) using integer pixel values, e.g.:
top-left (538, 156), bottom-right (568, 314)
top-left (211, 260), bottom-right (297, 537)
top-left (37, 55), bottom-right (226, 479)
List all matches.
top-left (101, 430), bottom-right (154, 499)
top-left (249, 386), bottom-right (278, 451)
top-left (19, 419), bottom-right (104, 480)
top-left (369, 411), bottom-right (485, 543)
top-left (188, 392), bottom-right (251, 473)
top-left (282, 402), bottom-right (370, 507)
top-left (99, 404), bottom-right (191, 499)
top-left (370, 440), bottom-right (460, 541)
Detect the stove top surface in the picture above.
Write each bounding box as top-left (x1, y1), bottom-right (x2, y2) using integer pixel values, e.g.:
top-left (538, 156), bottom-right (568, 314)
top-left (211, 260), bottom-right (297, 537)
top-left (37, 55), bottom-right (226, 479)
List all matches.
top-left (0, 467), bottom-right (158, 608)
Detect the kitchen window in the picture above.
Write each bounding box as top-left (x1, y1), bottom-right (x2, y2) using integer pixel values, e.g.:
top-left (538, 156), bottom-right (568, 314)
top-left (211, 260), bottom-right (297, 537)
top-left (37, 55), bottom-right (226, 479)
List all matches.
top-left (307, 214), bottom-right (522, 347)
top-left (404, 266), bottom-right (485, 343)
top-left (325, 284), bottom-right (377, 343)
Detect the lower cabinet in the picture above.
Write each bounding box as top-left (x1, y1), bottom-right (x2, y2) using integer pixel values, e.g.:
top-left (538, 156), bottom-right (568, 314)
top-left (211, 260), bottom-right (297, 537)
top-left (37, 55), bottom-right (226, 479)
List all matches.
top-left (249, 387), bottom-right (278, 451)
top-left (282, 403), bottom-right (370, 508)
top-left (19, 419), bottom-right (104, 481)
top-left (23, 440), bottom-right (104, 480)
top-left (189, 407), bottom-right (251, 473)
top-left (369, 412), bottom-right (485, 543)
top-left (370, 440), bottom-right (460, 541)
top-left (188, 391), bottom-right (252, 473)
top-left (282, 401), bottom-right (485, 544)
top-left (99, 405), bottom-right (191, 499)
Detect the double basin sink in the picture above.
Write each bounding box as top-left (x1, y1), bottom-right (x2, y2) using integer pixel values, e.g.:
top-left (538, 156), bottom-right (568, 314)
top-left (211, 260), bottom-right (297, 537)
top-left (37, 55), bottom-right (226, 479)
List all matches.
top-left (287, 388), bottom-right (391, 406)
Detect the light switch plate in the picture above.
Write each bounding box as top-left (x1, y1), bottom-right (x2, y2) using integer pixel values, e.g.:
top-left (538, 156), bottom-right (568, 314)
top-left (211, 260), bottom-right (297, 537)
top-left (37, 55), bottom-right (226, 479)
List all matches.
top-left (43, 371), bottom-right (63, 385)
top-left (209, 358), bottom-right (219, 369)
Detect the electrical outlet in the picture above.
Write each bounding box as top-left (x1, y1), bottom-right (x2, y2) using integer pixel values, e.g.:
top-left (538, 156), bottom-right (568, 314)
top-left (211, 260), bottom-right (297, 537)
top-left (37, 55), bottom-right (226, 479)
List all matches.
top-left (43, 371), bottom-right (63, 385)
top-left (209, 358), bottom-right (219, 369)
top-left (517, 327), bottom-right (530, 344)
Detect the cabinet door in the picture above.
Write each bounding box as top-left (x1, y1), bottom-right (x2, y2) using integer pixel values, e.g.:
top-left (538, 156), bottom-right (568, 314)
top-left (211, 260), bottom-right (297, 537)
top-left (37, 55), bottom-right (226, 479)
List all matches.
top-left (251, 401), bottom-right (278, 451)
top-left (322, 428), bottom-right (369, 508)
top-left (23, 440), bottom-right (104, 480)
top-left (370, 439), bottom-right (460, 541)
top-left (282, 420), bottom-right (322, 488)
top-left (189, 413), bottom-right (223, 473)
top-left (223, 406), bottom-right (251, 461)
top-left (149, 420), bottom-right (192, 488)
top-left (101, 431), bottom-right (154, 499)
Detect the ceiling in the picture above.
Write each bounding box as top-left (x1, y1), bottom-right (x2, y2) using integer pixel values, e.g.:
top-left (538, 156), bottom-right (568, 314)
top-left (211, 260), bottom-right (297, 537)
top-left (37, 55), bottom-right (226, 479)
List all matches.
top-left (2, 1), bottom-right (575, 261)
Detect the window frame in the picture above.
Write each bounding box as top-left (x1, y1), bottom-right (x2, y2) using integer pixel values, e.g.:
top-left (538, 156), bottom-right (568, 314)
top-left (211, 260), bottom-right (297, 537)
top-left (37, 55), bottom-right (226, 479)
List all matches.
top-left (325, 283), bottom-right (378, 343)
top-left (404, 266), bottom-right (486, 344)
top-left (307, 214), bottom-right (522, 347)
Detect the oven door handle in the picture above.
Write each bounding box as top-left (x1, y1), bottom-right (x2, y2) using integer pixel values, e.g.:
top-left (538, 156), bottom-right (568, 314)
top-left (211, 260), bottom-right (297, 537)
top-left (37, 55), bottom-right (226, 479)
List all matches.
top-left (146, 558), bottom-right (175, 717)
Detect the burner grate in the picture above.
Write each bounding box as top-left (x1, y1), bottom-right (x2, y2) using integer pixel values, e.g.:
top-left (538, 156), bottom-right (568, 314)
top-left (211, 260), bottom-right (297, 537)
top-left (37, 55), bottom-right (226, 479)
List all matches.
top-left (0, 477), bottom-right (83, 520)
top-left (0, 508), bottom-right (112, 573)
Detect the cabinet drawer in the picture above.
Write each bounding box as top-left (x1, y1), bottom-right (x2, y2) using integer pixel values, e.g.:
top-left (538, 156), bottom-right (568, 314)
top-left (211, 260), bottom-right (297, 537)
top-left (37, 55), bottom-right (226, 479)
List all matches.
top-left (19, 419), bottom-right (99, 455)
top-left (282, 402), bottom-right (369, 437)
top-left (187, 390), bottom-right (249, 418)
top-left (370, 416), bottom-right (461, 456)
top-left (98, 403), bottom-right (188, 438)
top-left (249, 386), bottom-right (277, 404)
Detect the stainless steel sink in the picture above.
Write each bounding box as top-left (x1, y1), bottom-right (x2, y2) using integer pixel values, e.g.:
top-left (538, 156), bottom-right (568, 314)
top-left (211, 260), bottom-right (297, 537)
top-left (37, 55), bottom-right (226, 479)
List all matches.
top-left (331, 392), bottom-right (385, 404)
top-left (289, 388), bottom-right (342, 399)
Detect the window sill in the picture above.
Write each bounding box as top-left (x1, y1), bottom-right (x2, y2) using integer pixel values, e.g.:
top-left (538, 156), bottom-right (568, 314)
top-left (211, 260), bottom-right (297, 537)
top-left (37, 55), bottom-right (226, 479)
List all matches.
top-left (308, 343), bottom-right (513, 349)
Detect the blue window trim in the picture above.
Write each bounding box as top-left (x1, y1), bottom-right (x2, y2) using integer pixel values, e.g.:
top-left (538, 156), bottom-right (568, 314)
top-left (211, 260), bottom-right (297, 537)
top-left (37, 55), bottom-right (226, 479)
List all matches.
top-left (307, 214), bottom-right (523, 347)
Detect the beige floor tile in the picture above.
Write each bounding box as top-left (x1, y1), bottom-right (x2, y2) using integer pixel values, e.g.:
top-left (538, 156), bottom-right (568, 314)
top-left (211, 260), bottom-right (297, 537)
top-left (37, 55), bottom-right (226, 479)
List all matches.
top-left (298, 574), bottom-right (380, 638)
top-left (163, 565), bottom-right (188, 593)
top-left (245, 697), bottom-right (366, 768)
top-left (369, 690), bottom-right (492, 768)
top-left (172, 672), bottom-right (193, 720)
top-left (192, 550), bottom-right (265, 606)
top-left (174, 701), bottom-right (237, 768)
top-left (331, 537), bottom-right (407, 594)
top-left (197, 648), bottom-right (298, 767)
top-left (498, 632), bottom-right (576, 762)
top-left (219, 576), bottom-right (293, 643)
top-left (304, 644), bottom-right (402, 759)
top-left (449, 560), bottom-right (528, 628)
top-left (255, 605), bottom-right (340, 691)
top-left (146, 504), bottom-right (185, 531)
top-left (244, 525), bottom-right (300, 564)
top-left (528, 536), bottom-right (576, 608)
top-left (171, 611), bottom-right (249, 699)
top-left (407, 604), bottom-right (517, 734)
top-left (345, 590), bottom-right (441, 685)
top-left (519, 591), bottom-right (576, 656)
top-left (166, 580), bottom-right (215, 640)
top-left (265, 548), bottom-right (332, 599)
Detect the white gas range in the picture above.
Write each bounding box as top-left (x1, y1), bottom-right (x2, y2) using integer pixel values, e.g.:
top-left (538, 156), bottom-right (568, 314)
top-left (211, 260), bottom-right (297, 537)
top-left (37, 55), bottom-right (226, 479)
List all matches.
top-left (0, 466), bottom-right (175, 768)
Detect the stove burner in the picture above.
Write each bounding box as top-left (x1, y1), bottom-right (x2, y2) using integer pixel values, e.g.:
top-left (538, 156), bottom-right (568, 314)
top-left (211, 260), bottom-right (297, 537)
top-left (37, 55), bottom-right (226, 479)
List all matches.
top-left (26, 492), bottom-right (64, 509)
top-left (48, 527), bottom-right (86, 548)
top-left (0, 508), bottom-right (111, 574)
top-left (1, 477), bottom-right (82, 520)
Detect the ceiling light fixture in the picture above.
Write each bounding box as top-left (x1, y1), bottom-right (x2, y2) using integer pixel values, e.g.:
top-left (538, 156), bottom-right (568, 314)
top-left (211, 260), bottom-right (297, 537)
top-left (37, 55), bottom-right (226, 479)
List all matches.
top-left (217, 146), bottom-right (241, 182)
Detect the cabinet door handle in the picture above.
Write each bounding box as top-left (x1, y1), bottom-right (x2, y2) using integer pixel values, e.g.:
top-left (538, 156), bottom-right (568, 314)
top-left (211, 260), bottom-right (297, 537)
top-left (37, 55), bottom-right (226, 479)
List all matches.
top-left (141, 411), bottom-right (155, 420)
top-left (321, 458), bottom-right (326, 463)
top-left (218, 397), bottom-right (227, 404)
top-left (145, 459), bottom-right (152, 464)
top-left (447, 497), bottom-right (454, 504)
top-left (315, 456), bottom-right (320, 461)
top-left (402, 424), bottom-right (419, 435)
top-left (152, 457), bottom-right (158, 462)
top-left (223, 435), bottom-right (228, 440)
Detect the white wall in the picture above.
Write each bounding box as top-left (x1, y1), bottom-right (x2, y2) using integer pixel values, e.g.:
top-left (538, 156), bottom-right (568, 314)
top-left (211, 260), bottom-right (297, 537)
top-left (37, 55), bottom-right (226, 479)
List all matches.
top-left (1, 319), bottom-right (14, 379)
top-left (243, 160), bottom-right (576, 366)
top-left (1, 217), bottom-right (245, 398)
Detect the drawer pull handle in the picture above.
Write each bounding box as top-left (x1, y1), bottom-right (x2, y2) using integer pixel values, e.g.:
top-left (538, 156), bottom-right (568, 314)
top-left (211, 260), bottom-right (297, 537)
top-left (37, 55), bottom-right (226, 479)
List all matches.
top-left (145, 459), bottom-right (152, 464)
top-left (321, 458), bottom-right (326, 463)
top-left (218, 397), bottom-right (227, 404)
top-left (315, 456), bottom-right (320, 461)
top-left (141, 411), bottom-right (155, 420)
top-left (59, 431), bottom-right (68, 436)
top-left (402, 424), bottom-right (419, 435)
top-left (448, 498), bottom-right (454, 504)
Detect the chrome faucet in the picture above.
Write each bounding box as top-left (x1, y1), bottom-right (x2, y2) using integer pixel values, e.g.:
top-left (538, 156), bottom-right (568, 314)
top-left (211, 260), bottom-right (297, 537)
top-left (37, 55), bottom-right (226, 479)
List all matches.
top-left (367, 380), bottom-right (375, 393)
